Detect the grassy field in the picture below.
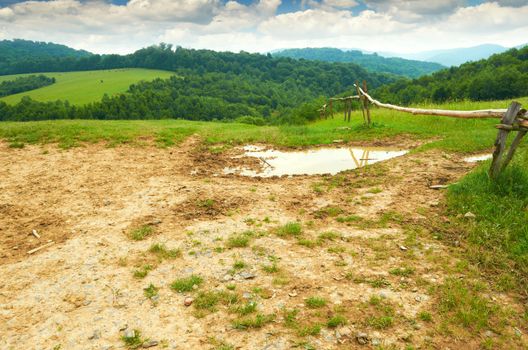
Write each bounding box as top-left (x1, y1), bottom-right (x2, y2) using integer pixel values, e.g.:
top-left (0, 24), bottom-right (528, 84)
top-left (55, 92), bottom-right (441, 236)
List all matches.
top-left (0, 68), bottom-right (174, 105)
top-left (1, 97), bottom-right (526, 152)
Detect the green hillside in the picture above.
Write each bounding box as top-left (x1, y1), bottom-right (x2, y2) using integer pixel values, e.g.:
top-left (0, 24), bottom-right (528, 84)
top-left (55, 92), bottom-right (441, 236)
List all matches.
top-left (0, 69), bottom-right (174, 105)
top-left (274, 47), bottom-right (445, 78)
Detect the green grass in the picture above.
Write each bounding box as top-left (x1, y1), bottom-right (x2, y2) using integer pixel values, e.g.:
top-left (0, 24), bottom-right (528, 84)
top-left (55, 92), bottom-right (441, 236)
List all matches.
top-left (0, 69), bottom-right (174, 105)
top-left (148, 243), bottom-right (181, 260)
top-left (446, 150), bottom-right (528, 293)
top-left (305, 296), bottom-right (327, 308)
top-left (170, 275), bottom-right (203, 293)
top-left (276, 222), bottom-right (302, 237)
top-left (129, 225), bottom-right (154, 241)
top-left (2, 97), bottom-right (527, 150)
top-left (232, 313), bottom-right (275, 330)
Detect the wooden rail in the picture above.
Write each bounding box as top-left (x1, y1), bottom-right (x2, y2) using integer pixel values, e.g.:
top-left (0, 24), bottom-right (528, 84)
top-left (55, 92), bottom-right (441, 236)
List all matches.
top-left (322, 82), bottom-right (528, 179)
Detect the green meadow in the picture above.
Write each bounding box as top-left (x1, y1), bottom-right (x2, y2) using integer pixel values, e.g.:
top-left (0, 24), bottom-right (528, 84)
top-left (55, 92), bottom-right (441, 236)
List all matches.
top-left (1, 97), bottom-right (526, 153)
top-left (0, 68), bottom-right (174, 105)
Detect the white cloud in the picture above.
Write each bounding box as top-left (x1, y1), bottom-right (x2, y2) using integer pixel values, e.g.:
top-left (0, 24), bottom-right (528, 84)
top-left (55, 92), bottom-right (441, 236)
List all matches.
top-left (0, 0), bottom-right (526, 55)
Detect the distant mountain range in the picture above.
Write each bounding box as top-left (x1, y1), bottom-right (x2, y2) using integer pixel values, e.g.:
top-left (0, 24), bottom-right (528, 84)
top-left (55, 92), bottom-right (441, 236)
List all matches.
top-left (379, 44), bottom-right (510, 67)
top-left (275, 43), bottom-right (528, 69)
top-left (273, 48), bottom-right (444, 78)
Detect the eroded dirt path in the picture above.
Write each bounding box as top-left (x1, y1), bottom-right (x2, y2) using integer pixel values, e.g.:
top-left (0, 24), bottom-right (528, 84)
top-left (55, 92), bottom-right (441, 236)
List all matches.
top-left (0, 138), bottom-right (526, 350)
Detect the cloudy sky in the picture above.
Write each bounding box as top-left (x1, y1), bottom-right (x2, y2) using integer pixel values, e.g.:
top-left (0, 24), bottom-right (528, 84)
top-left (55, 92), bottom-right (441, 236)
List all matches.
top-left (0, 0), bottom-right (526, 54)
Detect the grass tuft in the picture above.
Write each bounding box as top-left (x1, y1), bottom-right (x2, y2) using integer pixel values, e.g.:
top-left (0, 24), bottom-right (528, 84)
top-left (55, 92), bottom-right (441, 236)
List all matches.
top-left (170, 275), bottom-right (203, 293)
top-left (129, 225), bottom-right (154, 241)
top-left (305, 296), bottom-right (327, 308)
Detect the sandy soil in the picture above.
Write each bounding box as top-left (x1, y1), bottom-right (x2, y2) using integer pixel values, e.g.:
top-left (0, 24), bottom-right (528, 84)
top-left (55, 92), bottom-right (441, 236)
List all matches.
top-left (0, 137), bottom-right (526, 350)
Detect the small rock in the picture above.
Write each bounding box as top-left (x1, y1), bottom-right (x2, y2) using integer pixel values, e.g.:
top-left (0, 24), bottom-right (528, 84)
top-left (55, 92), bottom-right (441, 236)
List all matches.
top-left (192, 284), bottom-right (198, 290)
top-left (415, 295), bottom-right (422, 302)
top-left (242, 292), bottom-right (252, 299)
top-left (371, 338), bottom-right (381, 346)
top-left (399, 245), bottom-right (408, 251)
top-left (88, 329), bottom-right (101, 340)
top-left (356, 332), bottom-right (369, 345)
top-left (378, 291), bottom-right (388, 299)
top-left (239, 271), bottom-right (256, 280)
top-left (222, 274), bottom-right (233, 282)
top-left (142, 340), bottom-right (158, 348)
top-left (338, 326), bottom-right (352, 338)
top-left (151, 295), bottom-right (160, 303)
top-left (184, 297), bottom-right (194, 306)
top-left (514, 327), bottom-right (522, 337)
top-left (123, 328), bottom-right (135, 339)
top-left (151, 219), bottom-right (162, 225)
top-left (484, 330), bottom-right (494, 338)
top-left (288, 291), bottom-right (298, 297)
top-left (464, 212), bottom-right (476, 219)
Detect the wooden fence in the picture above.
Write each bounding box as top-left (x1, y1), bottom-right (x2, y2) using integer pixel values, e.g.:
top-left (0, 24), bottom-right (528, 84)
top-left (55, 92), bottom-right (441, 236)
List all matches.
top-left (321, 81), bottom-right (528, 179)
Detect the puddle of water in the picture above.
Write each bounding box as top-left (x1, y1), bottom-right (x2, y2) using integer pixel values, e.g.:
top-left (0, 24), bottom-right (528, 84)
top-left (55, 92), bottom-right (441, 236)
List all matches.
top-left (225, 146), bottom-right (409, 177)
top-left (463, 154), bottom-right (492, 163)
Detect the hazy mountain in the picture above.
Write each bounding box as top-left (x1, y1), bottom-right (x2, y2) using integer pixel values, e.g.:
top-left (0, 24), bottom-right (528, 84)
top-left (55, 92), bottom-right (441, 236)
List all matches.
top-left (380, 44), bottom-right (509, 67)
top-left (273, 47), bottom-right (444, 78)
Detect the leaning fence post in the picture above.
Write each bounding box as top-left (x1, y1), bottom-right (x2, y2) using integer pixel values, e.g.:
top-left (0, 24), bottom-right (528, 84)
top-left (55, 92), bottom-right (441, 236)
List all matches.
top-left (355, 81), bottom-right (367, 125)
top-left (363, 80), bottom-right (371, 127)
top-left (489, 101), bottom-right (522, 179)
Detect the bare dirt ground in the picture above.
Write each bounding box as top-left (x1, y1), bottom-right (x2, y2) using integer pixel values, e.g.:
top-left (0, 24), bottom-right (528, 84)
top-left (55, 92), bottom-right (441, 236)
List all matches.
top-left (0, 137), bottom-right (526, 350)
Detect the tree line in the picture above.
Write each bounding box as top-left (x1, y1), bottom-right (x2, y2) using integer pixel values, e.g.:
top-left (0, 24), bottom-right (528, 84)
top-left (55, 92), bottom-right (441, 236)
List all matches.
top-left (0, 75), bottom-right (55, 97)
top-left (274, 47), bottom-right (444, 78)
top-left (373, 46), bottom-right (528, 104)
top-left (0, 43), bottom-right (396, 124)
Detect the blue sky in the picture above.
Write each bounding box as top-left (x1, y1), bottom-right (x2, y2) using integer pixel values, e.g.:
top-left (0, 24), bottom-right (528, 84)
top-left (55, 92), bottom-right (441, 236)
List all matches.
top-left (0, 1), bottom-right (526, 54)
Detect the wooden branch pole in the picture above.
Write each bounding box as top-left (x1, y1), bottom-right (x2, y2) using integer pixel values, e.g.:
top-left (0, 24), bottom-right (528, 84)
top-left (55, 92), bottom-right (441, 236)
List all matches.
top-left (355, 85), bottom-right (507, 119)
top-left (321, 83), bottom-right (526, 179)
top-left (363, 80), bottom-right (371, 126)
top-left (489, 101), bottom-right (522, 179)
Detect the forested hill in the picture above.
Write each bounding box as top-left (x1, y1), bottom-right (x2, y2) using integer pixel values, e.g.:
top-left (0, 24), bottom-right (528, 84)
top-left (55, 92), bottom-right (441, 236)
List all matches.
top-left (0, 43), bottom-right (398, 123)
top-left (0, 39), bottom-right (92, 74)
top-left (273, 48), bottom-right (445, 78)
top-left (373, 46), bottom-right (528, 105)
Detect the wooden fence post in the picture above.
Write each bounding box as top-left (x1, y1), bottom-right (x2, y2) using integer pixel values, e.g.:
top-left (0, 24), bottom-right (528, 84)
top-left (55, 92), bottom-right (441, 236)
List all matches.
top-left (363, 80), bottom-right (371, 127)
top-left (489, 101), bottom-right (522, 179)
top-left (355, 81), bottom-right (366, 125)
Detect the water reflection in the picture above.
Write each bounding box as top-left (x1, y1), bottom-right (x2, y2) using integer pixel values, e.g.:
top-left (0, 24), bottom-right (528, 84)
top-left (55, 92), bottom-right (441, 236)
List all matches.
top-left (224, 146), bottom-right (409, 177)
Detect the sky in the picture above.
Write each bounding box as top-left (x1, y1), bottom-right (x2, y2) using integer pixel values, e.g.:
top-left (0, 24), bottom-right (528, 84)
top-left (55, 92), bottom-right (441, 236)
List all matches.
top-left (0, 0), bottom-right (527, 55)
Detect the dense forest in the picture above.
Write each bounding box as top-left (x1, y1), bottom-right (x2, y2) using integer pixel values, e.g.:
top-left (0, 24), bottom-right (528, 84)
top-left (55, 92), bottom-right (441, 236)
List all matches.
top-left (0, 39), bottom-right (91, 75)
top-left (373, 46), bottom-right (528, 104)
top-left (0, 71), bottom-right (372, 124)
top-left (274, 48), bottom-right (444, 78)
top-left (0, 75), bottom-right (55, 97)
top-left (0, 42), bottom-right (398, 123)
top-left (2, 41), bottom-right (528, 123)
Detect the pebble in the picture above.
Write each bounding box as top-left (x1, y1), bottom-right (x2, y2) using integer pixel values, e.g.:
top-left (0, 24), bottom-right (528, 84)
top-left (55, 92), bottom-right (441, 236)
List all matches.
top-left (142, 340), bottom-right (158, 348)
top-left (399, 245), bottom-right (408, 251)
top-left (88, 329), bottom-right (101, 340)
top-left (184, 297), bottom-right (194, 306)
top-left (222, 274), bottom-right (233, 282)
top-left (239, 271), bottom-right (256, 280)
top-left (378, 291), bottom-right (388, 299)
top-left (464, 212), bottom-right (476, 219)
top-left (356, 332), bottom-right (369, 345)
top-left (151, 219), bottom-right (162, 225)
top-left (484, 330), bottom-right (494, 338)
top-left (371, 338), bottom-right (381, 346)
top-left (514, 327), bottom-right (522, 337)
top-left (123, 328), bottom-right (135, 339)
top-left (242, 292), bottom-right (252, 299)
